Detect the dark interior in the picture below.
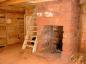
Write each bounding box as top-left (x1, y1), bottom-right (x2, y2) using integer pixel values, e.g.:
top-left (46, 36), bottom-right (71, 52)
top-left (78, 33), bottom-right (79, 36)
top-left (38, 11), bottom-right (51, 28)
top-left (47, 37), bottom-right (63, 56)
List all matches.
top-left (53, 26), bottom-right (63, 52)
top-left (43, 25), bottom-right (63, 53)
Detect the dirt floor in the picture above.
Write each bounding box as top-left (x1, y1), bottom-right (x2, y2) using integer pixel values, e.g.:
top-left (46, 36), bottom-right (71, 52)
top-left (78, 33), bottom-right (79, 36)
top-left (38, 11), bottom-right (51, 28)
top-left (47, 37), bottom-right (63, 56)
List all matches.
top-left (0, 44), bottom-right (61, 64)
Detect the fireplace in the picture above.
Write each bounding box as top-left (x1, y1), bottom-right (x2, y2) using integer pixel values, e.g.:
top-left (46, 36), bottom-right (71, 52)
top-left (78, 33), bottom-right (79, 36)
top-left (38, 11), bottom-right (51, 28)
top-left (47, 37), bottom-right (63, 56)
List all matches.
top-left (42, 25), bottom-right (63, 53)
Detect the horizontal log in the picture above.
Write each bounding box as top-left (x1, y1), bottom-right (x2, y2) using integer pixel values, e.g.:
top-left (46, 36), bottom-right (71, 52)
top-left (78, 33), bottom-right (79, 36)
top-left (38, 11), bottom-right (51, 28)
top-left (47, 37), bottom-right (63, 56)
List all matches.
top-left (0, 0), bottom-right (54, 6)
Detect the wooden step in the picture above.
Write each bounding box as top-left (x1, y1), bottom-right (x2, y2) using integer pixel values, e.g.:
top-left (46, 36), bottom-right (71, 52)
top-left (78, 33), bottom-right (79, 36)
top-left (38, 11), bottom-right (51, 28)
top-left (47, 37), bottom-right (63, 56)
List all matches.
top-left (31, 35), bottom-right (37, 37)
top-left (26, 45), bottom-right (34, 48)
top-left (27, 40), bottom-right (35, 43)
top-left (29, 31), bottom-right (37, 32)
top-left (29, 26), bottom-right (38, 27)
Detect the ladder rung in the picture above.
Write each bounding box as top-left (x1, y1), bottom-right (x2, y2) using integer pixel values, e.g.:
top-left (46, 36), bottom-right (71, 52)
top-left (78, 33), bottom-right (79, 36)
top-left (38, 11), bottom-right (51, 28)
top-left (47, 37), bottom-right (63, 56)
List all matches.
top-left (29, 31), bottom-right (37, 32)
top-left (29, 40), bottom-right (35, 42)
top-left (29, 26), bottom-right (38, 27)
top-left (26, 36), bottom-right (37, 38)
top-left (28, 35), bottom-right (37, 38)
top-left (26, 45), bottom-right (33, 48)
top-left (31, 36), bottom-right (37, 37)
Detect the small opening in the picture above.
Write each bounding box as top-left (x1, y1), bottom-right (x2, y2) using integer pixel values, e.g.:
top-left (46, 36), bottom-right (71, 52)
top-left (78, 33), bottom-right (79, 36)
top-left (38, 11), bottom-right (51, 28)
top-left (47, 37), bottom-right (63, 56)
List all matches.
top-left (43, 25), bottom-right (63, 53)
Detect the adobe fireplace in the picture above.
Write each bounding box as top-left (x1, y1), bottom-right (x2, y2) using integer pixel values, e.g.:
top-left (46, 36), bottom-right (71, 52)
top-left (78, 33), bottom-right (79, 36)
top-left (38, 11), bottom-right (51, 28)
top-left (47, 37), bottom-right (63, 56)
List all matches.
top-left (36, 0), bottom-right (80, 64)
top-left (41, 25), bottom-right (63, 53)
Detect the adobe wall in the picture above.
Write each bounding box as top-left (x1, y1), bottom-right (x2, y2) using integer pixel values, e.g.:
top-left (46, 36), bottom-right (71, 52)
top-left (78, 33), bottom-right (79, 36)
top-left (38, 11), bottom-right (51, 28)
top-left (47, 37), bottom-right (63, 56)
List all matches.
top-left (36, 0), bottom-right (80, 64)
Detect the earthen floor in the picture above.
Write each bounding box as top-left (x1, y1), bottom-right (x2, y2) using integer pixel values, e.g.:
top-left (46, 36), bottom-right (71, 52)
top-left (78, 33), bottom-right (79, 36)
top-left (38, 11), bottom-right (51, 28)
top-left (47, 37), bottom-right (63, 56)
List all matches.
top-left (0, 44), bottom-right (61, 64)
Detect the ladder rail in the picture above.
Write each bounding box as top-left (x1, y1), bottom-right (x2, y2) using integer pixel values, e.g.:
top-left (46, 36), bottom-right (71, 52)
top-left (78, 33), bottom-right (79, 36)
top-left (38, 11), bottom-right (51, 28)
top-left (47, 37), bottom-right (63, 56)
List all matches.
top-left (22, 8), bottom-right (38, 53)
top-left (22, 25), bottom-right (38, 53)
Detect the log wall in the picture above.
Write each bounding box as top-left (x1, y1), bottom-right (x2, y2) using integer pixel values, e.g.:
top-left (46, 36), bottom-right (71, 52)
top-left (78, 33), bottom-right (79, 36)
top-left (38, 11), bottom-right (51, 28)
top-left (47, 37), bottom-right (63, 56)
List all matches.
top-left (0, 11), bottom-right (24, 46)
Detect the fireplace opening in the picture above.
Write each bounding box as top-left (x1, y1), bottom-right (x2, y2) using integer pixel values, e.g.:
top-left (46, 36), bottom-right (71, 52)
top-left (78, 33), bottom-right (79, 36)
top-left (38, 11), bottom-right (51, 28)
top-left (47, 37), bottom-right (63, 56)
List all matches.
top-left (43, 25), bottom-right (63, 53)
top-left (53, 26), bottom-right (63, 53)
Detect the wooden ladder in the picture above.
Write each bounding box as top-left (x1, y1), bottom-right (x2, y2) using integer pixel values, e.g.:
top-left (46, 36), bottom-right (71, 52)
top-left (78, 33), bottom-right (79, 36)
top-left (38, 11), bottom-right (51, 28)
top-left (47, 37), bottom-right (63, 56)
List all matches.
top-left (22, 26), bottom-right (38, 53)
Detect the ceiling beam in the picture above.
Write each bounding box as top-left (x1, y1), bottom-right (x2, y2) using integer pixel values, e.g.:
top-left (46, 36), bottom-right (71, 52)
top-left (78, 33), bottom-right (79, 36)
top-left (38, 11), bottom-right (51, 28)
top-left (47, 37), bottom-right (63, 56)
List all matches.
top-left (0, 0), bottom-right (28, 6)
top-left (29, 0), bottom-right (54, 3)
top-left (80, 0), bottom-right (86, 4)
top-left (2, 0), bottom-right (86, 6)
top-left (0, 0), bottom-right (54, 6)
top-left (0, 0), bottom-right (7, 2)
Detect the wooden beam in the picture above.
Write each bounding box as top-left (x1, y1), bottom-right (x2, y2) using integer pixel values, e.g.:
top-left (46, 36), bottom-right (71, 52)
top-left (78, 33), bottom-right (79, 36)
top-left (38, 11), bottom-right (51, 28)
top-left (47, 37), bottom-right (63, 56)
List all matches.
top-left (0, 0), bottom-right (6, 2)
top-left (29, 0), bottom-right (54, 3)
top-left (0, 6), bottom-right (24, 11)
top-left (0, 0), bottom-right (54, 6)
top-left (0, 0), bottom-right (28, 6)
top-left (0, 6), bottom-right (25, 13)
top-left (80, 0), bottom-right (86, 4)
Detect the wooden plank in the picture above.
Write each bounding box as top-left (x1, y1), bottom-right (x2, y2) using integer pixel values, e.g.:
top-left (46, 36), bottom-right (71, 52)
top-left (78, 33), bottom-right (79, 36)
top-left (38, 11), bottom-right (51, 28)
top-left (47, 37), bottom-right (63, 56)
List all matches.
top-left (29, 0), bottom-right (54, 3)
top-left (0, 0), bottom-right (54, 6)
top-left (0, 0), bottom-right (28, 6)
top-left (0, 0), bottom-right (6, 2)
top-left (0, 6), bottom-right (24, 14)
top-left (80, 0), bottom-right (86, 4)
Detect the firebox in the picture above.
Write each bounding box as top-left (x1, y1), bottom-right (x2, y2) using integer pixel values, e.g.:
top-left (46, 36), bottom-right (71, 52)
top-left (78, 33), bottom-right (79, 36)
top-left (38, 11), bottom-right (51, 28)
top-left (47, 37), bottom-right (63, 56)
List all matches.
top-left (43, 25), bottom-right (63, 53)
